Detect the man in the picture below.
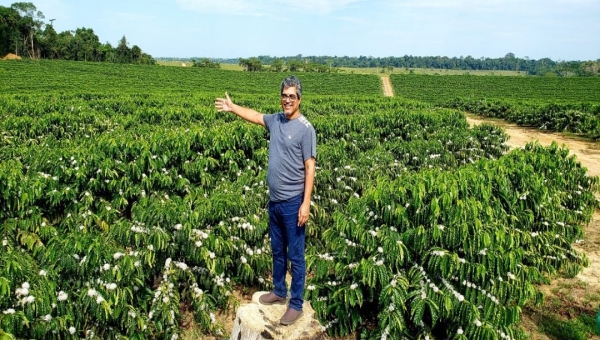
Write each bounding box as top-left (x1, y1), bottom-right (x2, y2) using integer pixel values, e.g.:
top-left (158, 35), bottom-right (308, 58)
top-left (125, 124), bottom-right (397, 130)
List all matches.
top-left (214, 76), bottom-right (316, 325)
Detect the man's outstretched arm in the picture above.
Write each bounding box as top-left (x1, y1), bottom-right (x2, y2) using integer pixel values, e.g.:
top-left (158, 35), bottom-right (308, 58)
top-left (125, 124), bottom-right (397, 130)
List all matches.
top-left (215, 92), bottom-right (265, 127)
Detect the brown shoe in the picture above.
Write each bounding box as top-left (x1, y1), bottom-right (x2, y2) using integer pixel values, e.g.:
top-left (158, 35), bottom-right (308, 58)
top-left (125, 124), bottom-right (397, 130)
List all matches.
top-left (259, 292), bottom-right (286, 305)
top-left (280, 308), bottom-right (303, 325)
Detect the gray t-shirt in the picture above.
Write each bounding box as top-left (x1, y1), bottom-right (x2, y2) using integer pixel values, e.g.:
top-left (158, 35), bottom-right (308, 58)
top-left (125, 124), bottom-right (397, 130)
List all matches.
top-left (263, 112), bottom-right (317, 202)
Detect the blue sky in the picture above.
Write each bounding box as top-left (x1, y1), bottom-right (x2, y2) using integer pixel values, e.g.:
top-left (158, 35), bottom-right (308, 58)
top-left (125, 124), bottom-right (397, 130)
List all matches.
top-left (3, 0), bottom-right (599, 61)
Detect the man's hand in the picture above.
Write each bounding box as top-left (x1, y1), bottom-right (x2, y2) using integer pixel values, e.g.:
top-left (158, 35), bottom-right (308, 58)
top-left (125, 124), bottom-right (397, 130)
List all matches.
top-left (298, 202), bottom-right (310, 227)
top-left (214, 92), bottom-right (265, 126)
top-left (215, 92), bottom-right (234, 112)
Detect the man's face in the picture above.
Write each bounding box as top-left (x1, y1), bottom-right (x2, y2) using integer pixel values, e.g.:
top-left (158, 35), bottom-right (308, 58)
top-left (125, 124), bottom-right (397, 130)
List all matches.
top-left (281, 86), bottom-right (301, 118)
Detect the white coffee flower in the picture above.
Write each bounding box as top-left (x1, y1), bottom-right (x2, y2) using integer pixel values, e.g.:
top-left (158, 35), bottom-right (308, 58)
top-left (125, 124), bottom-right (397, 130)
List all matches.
top-left (16, 287), bottom-right (29, 297)
top-left (57, 291), bottom-right (68, 301)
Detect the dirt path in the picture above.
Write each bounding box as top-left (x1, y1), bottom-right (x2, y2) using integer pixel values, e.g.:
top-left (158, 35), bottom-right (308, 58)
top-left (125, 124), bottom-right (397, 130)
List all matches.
top-left (466, 114), bottom-right (600, 177)
top-left (381, 76), bottom-right (394, 97)
top-left (466, 113), bottom-right (600, 339)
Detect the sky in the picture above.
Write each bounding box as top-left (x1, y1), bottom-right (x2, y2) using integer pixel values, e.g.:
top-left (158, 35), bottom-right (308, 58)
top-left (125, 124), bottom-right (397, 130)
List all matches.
top-left (2, 0), bottom-right (600, 61)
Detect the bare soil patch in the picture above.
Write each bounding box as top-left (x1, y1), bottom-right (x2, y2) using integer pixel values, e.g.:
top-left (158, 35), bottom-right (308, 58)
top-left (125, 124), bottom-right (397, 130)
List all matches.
top-left (2, 53), bottom-right (22, 60)
top-left (466, 114), bottom-right (600, 177)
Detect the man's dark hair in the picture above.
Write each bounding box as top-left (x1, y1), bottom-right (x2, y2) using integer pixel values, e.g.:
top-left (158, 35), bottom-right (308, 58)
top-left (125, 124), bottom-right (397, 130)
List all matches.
top-left (281, 75), bottom-right (302, 99)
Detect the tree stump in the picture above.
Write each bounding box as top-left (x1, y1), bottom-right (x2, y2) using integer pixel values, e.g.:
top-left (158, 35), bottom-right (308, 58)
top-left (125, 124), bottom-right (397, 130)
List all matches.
top-left (229, 291), bottom-right (325, 340)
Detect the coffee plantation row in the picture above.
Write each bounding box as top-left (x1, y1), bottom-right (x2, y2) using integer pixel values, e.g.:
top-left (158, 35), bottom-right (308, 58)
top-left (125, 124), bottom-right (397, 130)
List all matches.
top-left (390, 74), bottom-right (600, 104)
top-left (446, 98), bottom-right (600, 140)
top-left (389, 74), bottom-right (600, 140)
top-left (1, 63), bottom-right (599, 339)
top-left (0, 60), bottom-right (381, 96)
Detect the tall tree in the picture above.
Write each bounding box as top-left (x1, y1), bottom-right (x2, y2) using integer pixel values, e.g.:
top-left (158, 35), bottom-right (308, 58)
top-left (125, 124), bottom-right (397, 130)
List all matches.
top-left (55, 30), bottom-right (73, 60)
top-left (98, 42), bottom-right (115, 62)
top-left (39, 23), bottom-right (58, 58)
top-left (131, 45), bottom-right (142, 63)
top-left (11, 2), bottom-right (45, 58)
top-left (116, 35), bottom-right (130, 63)
top-left (73, 27), bottom-right (100, 61)
top-left (0, 6), bottom-right (21, 56)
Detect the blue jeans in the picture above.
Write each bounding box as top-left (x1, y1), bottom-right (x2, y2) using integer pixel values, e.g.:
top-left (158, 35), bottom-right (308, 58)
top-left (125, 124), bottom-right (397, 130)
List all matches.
top-left (269, 193), bottom-right (306, 311)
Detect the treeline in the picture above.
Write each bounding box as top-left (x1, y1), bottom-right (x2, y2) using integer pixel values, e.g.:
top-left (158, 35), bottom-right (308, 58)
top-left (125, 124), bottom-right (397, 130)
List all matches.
top-left (173, 53), bottom-right (600, 76)
top-left (254, 54), bottom-right (600, 76)
top-left (0, 2), bottom-right (155, 64)
top-left (260, 54), bottom-right (600, 76)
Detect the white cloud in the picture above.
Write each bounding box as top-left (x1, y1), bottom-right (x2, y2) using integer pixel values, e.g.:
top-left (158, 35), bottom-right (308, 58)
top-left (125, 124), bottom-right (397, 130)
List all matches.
top-left (174, 0), bottom-right (365, 15)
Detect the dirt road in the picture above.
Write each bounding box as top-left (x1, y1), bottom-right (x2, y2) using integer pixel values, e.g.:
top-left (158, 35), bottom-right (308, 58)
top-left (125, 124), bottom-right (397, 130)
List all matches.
top-left (466, 114), bottom-right (600, 177)
top-left (381, 76), bottom-right (394, 97)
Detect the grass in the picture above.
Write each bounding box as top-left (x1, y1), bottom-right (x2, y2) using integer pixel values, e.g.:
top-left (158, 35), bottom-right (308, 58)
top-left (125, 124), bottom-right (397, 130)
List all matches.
top-left (537, 312), bottom-right (595, 340)
top-left (523, 278), bottom-right (600, 339)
